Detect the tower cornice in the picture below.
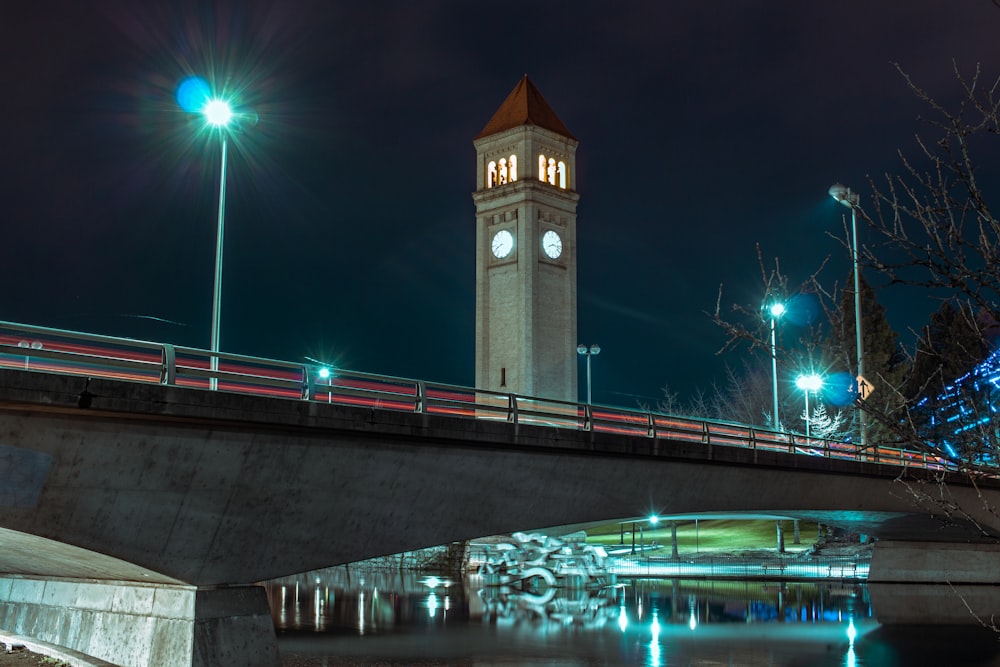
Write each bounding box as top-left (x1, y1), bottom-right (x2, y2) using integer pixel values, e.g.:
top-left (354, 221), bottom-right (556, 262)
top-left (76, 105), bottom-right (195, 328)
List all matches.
top-left (472, 179), bottom-right (580, 207)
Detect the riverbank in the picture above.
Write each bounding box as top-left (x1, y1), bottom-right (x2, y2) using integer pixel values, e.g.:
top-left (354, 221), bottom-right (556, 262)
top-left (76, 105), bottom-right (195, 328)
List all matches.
top-left (0, 632), bottom-right (115, 667)
top-left (0, 645), bottom-right (61, 666)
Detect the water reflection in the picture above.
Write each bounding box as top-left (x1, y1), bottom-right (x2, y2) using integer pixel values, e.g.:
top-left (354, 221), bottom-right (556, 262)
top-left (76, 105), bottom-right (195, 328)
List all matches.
top-left (268, 568), bottom-right (893, 667)
top-left (264, 569), bottom-right (462, 636)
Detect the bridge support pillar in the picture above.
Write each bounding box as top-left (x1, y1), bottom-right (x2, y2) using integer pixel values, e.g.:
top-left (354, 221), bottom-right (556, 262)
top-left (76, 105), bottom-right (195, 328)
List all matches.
top-left (868, 540), bottom-right (1000, 626)
top-left (869, 540), bottom-right (1000, 584)
top-left (0, 576), bottom-right (277, 667)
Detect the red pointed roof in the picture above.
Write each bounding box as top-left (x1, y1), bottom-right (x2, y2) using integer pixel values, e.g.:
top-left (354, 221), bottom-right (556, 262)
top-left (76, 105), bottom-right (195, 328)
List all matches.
top-left (476, 75), bottom-right (577, 141)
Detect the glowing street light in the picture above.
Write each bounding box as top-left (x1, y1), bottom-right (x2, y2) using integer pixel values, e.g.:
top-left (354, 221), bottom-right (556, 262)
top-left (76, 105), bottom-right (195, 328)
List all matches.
top-left (177, 76), bottom-right (254, 390)
top-left (795, 373), bottom-right (823, 438)
top-left (577, 343), bottom-right (601, 404)
top-left (203, 100), bottom-right (233, 127)
top-left (829, 183), bottom-right (866, 448)
top-left (318, 366), bottom-right (333, 403)
top-left (206, 99), bottom-right (232, 390)
top-left (766, 301), bottom-right (786, 430)
top-left (305, 357), bottom-right (334, 403)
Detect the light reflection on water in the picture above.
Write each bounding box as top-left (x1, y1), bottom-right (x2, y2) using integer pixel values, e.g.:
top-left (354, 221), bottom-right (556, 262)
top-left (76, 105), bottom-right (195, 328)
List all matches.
top-left (266, 568), bottom-right (980, 667)
top-left (267, 569), bottom-right (1000, 667)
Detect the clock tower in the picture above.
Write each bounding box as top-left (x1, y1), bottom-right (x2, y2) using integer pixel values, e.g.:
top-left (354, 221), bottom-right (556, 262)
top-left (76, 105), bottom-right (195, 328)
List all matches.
top-left (473, 75), bottom-right (580, 402)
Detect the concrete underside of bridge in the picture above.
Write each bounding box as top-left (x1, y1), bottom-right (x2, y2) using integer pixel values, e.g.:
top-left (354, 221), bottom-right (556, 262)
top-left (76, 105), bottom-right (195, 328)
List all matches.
top-left (2, 370), bottom-right (1000, 665)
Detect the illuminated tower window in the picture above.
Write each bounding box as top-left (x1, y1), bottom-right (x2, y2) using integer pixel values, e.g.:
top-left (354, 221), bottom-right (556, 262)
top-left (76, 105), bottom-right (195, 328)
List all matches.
top-left (538, 154), bottom-right (567, 189)
top-left (487, 155), bottom-right (518, 188)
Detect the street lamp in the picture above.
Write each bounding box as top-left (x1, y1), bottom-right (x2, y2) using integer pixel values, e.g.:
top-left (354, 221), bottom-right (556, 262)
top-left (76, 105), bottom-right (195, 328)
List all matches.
top-left (828, 183), bottom-right (866, 447)
top-left (205, 98), bottom-right (233, 390)
top-left (318, 366), bottom-right (333, 403)
top-left (766, 301), bottom-right (786, 430)
top-left (577, 343), bottom-right (601, 404)
top-left (178, 75), bottom-right (253, 390)
top-left (795, 373), bottom-right (823, 438)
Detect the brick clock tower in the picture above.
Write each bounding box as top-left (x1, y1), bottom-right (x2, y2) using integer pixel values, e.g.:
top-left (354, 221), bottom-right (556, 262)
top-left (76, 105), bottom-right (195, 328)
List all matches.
top-left (473, 76), bottom-right (580, 402)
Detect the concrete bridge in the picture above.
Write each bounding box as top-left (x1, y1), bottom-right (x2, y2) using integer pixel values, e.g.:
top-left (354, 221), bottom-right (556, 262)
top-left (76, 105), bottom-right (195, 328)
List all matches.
top-left (2, 325), bottom-right (1000, 665)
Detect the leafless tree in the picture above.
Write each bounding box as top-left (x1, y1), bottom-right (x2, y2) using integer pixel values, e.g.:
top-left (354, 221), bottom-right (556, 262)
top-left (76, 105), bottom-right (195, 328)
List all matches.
top-left (715, 63), bottom-right (1000, 474)
top-left (712, 59), bottom-right (1000, 631)
top-left (860, 62), bottom-right (1000, 467)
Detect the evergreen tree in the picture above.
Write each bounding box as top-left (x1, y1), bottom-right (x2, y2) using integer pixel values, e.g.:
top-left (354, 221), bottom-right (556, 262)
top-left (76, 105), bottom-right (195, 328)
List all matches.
top-left (825, 272), bottom-right (908, 445)
top-left (906, 301), bottom-right (988, 400)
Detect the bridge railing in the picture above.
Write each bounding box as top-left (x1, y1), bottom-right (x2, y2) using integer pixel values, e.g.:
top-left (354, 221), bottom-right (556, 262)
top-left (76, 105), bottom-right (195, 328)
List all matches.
top-left (0, 319), bottom-right (965, 476)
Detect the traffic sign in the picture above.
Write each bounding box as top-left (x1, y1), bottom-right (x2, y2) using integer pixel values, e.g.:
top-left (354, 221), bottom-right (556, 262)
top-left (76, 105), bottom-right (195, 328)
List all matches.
top-left (856, 375), bottom-right (873, 401)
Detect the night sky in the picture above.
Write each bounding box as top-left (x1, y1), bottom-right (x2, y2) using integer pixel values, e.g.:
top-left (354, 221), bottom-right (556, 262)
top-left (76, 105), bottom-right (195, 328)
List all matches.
top-left (2, 2), bottom-right (998, 407)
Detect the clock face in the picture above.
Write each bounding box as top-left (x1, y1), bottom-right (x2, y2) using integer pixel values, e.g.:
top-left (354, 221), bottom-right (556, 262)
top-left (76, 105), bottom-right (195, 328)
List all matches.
top-left (491, 229), bottom-right (514, 259)
top-left (541, 230), bottom-right (563, 259)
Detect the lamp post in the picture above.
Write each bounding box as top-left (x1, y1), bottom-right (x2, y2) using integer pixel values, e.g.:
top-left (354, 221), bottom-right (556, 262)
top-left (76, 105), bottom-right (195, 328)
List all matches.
top-left (177, 77), bottom-right (256, 390)
top-left (206, 101), bottom-right (233, 389)
top-left (766, 302), bottom-right (786, 430)
top-left (796, 373), bottom-right (823, 438)
top-left (828, 184), bottom-right (866, 447)
top-left (577, 343), bottom-right (601, 404)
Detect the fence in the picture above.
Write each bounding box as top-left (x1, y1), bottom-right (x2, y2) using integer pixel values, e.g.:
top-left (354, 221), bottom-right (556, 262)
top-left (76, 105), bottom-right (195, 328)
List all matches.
top-left (612, 554), bottom-right (870, 580)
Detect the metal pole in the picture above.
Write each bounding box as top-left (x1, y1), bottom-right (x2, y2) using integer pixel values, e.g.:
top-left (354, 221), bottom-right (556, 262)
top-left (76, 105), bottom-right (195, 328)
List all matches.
top-left (770, 316), bottom-right (779, 429)
top-left (210, 136), bottom-right (228, 391)
top-left (804, 389), bottom-right (811, 438)
top-left (586, 353), bottom-right (593, 404)
top-left (850, 199), bottom-right (866, 448)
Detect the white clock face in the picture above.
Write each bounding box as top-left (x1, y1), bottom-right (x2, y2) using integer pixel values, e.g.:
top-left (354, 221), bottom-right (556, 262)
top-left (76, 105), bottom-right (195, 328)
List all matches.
top-left (491, 229), bottom-right (514, 259)
top-left (542, 230), bottom-right (563, 259)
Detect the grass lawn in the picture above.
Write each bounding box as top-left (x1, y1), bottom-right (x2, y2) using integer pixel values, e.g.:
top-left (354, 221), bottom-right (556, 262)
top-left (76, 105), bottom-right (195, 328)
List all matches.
top-left (584, 518), bottom-right (821, 556)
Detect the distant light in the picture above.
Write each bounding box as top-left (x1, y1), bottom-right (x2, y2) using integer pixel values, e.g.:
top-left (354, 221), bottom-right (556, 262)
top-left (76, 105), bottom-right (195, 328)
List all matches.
top-left (648, 515), bottom-right (660, 525)
top-left (768, 302), bottom-right (786, 318)
top-left (204, 99), bottom-right (234, 127)
top-left (318, 367), bottom-right (331, 380)
top-left (796, 374), bottom-right (823, 392)
top-left (618, 604), bottom-right (628, 632)
top-left (176, 76), bottom-right (210, 113)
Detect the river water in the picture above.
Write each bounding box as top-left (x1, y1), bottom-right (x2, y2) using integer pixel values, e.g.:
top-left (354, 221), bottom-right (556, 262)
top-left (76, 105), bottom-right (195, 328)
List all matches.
top-left (266, 568), bottom-right (1000, 666)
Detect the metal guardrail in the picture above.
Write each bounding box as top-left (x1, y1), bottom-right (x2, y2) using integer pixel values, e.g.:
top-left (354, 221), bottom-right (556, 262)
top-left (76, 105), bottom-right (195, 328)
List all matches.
top-left (0, 319), bottom-right (964, 474)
